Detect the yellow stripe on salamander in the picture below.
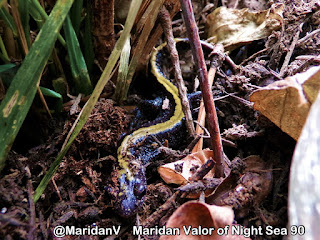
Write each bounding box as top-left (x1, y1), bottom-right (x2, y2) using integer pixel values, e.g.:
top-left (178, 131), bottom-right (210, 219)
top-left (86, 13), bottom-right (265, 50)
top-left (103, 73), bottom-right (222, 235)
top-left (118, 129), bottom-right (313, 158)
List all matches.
top-left (117, 39), bottom-right (185, 180)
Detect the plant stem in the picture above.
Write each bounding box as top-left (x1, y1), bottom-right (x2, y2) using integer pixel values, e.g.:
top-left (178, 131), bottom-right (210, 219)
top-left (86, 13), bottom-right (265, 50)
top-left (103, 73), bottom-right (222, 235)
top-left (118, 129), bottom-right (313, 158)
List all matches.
top-left (159, 6), bottom-right (195, 136)
top-left (179, 0), bottom-right (224, 177)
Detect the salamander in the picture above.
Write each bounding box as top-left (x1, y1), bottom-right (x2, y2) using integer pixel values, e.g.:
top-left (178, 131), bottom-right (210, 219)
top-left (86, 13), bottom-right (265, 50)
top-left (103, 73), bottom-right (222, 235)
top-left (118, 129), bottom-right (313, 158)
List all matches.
top-left (114, 39), bottom-right (213, 217)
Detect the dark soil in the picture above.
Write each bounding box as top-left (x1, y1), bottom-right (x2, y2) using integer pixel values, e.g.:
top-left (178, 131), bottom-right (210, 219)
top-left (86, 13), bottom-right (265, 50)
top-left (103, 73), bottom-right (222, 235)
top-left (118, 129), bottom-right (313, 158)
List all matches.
top-left (1, 0), bottom-right (320, 239)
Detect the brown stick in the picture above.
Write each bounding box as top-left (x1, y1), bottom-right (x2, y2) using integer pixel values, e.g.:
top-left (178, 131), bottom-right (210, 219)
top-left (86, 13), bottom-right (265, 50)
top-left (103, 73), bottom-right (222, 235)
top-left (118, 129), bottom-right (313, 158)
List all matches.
top-left (159, 7), bottom-right (195, 136)
top-left (189, 158), bottom-right (215, 182)
top-left (26, 167), bottom-right (36, 240)
top-left (91, 0), bottom-right (115, 68)
top-left (192, 66), bottom-right (215, 153)
top-left (11, 0), bottom-right (28, 56)
top-left (179, 0), bottom-right (224, 177)
top-left (279, 23), bottom-right (303, 77)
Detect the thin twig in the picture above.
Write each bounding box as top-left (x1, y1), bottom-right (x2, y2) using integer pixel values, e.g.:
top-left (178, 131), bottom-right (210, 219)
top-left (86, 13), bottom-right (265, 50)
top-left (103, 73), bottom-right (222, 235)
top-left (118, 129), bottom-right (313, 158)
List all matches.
top-left (240, 48), bottom-right (268, 66)
top-left (225, 55), bottom-right (239, 71)
top-left (159, 7), bottom-right (195, 136)
top-left (293, 55), bottom-right (320, 74)
top-left (37, 87), bottom-right (52, 118)
top-left (192, 44), bottom-right (225, 153)
top-left (10, 0), bottom-right (28, 56)
top-left (194, 120), bottom-right (210, 138)
top-left (179, 0), bottom-right (224, 177)
top-left (52, 176), bottom-right (62, 201)
top-left (189, 158), bottom-right (215, 181)
top-left (192, 66), bottom-right (215, 153)
top-left (39, 212), bottom-right (48, 239)
top-left (186, 135), bottom-right (201, 151)
top-left (229, 94), bottom-right (254, 107)
top-left (26, 166), bottom-right (36, 240)
top-left (27, 180), bottom-right (36, 240)
top-left (279, 23), bottom-right (304, 77)
top-left (296, 55), bottom-right (320, 61)
top-left (11, 0), bottom-right (53, 118)
top-left (177, 178), bottom-right (221, 193)
top-left (297, 28), bottom-right (320, 46)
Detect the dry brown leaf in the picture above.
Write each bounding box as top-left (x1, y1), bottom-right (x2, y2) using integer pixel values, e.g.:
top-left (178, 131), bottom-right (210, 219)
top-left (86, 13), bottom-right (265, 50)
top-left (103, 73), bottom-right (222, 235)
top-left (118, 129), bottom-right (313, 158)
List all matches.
top-left (159, 201), bottom-right (249, 240)
top-left (250, 66), bottom-right (320, 140)
top-left (158, 149), bottom-right (214, 185)
top-left (206, 4), bottom-right (283, 50)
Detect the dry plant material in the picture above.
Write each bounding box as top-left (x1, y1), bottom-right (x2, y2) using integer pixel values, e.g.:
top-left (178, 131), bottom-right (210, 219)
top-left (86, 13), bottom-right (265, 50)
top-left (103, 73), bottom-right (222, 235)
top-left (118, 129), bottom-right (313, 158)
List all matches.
top-left (116, 0), bottom-right (164, 102)
top-left (90, 0), bottom-right (115, 68)
top-left (158, 148), bottom-right (230, 198)
top-left (159, 201), bottom-right (248, 240)
top-left (10, 0), bottom-right (28, 56)
top-left (279, 23), bottom-right (303, 77)
top-left (192, 44), bottom-right (225, 153)
top-left (222, 124), bottom-right (263, 141)
top-left (250, 66), bottom-right (320, 140)
top-left (132, 0), bottom-right (181, 69)
top-left (159, 7), bottom-right (195, 136)
top-left (189, 158), bottom-right (215, 182)
top-left (158, 149), bottom-right (214, 185)
top-left (177, 178), bottom-right (222, 196)
top-left (206, 4), bottom-right (284, 51)
top-left (180, 0), bottom-right (224, 178)
top-left (207, 156), bottom-right (272, 218)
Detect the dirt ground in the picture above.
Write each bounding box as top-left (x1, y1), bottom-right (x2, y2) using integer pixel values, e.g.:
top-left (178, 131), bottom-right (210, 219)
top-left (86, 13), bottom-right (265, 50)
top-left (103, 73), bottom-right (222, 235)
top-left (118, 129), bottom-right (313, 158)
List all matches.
top-left (1, 0), bottom-right (320, 239)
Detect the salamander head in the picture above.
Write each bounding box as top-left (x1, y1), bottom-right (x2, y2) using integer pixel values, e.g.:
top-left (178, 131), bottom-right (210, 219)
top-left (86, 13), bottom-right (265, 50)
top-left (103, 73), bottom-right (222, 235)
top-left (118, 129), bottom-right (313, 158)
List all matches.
top-left (115, 172), bottom-right (147, 217)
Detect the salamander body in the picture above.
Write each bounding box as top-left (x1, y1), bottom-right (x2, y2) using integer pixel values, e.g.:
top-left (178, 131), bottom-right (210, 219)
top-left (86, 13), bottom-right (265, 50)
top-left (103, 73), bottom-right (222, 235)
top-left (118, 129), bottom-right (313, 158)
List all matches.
top-left (114, 40), bottom-right (184, 217)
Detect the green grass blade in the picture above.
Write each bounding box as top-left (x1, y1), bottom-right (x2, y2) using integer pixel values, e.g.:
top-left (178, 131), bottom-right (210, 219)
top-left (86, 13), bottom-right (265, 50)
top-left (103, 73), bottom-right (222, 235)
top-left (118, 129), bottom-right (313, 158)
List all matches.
top-left (0, 63), bottom-right (15, 73)
top-left (63, 15), bottom-right (92, 95)
top-left (39, 87), bottom-right (62, 99)
top-left (18, 0), bottom-right (31, 47)
top-left (40, 86), bottom-right (63, 113)
top-left (28, 0), bottom-right (44, 26)
top-left (0, 34), bottom-right (10, 62)
top-left (0, 7), bottom-right (18, 37)
top-left (28, 0), bottom-right (48, 20)
top-left (0, 63), bottom-right (63, 112)
top-left (70, 0), bottom-right (83, 36)
top-left (0, 64), bottom-right (62, 111)
top-left (28, 0), bottom-right (66, 47)
top-left (0, 0), bottom-right (75, 172)
top-left (33, 0), bottom-right (143, 203)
